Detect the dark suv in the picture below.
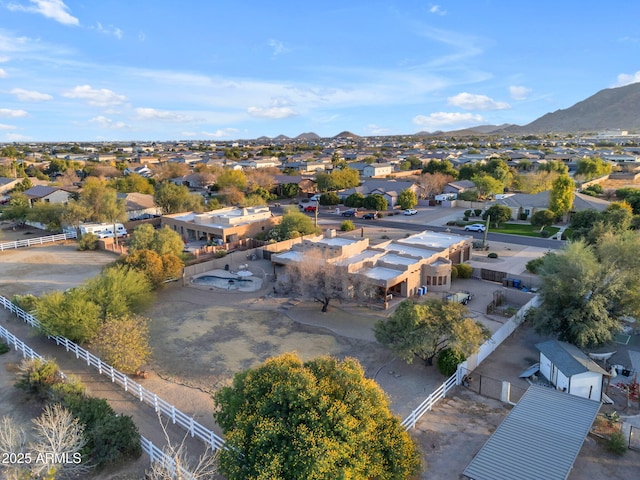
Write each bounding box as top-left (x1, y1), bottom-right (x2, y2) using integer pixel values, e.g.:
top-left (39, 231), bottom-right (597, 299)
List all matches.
top-left (341, 210), bottom-right (357, 217)
top-left (362, 213), bottom-right (376, 220)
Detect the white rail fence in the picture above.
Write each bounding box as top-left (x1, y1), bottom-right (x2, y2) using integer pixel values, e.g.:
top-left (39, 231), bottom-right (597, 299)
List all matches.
top-left (0, 323), bottom-right (195, 479)
top-left (401, 295), bottom-right (540, 430)
top-left (0, 295), bottom-right (226, 452)
top-left (0, 232), bottom-right (77, 251)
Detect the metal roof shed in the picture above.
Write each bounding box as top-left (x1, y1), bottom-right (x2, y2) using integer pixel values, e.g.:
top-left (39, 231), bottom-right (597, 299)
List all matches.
top-left (463, 385), bottom-right (601, 480)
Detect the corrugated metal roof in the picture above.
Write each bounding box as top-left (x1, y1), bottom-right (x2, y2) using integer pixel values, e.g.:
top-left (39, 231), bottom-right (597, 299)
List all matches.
top-left (536, 340), bottom-right (609, 377)
top-left (463, 385), bottom-right (601, 480)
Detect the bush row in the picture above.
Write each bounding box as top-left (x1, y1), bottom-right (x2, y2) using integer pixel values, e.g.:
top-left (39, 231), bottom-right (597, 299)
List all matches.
top-left (15, 358), bottom-right (142, 469)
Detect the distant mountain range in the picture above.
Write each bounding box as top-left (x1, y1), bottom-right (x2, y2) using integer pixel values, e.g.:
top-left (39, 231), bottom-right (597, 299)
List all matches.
top-left (257, 83), bottom-right (640, 141)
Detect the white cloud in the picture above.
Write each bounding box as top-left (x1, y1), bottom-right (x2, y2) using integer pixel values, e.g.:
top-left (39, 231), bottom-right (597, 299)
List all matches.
top-left (0, 56), bottom-right (9, 62)
top-left (364, 124), bottom-right (392, 135)
top-left (429, 5), bottom-right (447, 16)
top-left (200, 128), bottom-right (240, 139)
top-left (135, 107), bottom-right (193, 122)
top-left (0, 108), bottom-right (28, 118)
top-left (6, 133), bottom-right (31, 141)
top-left (7, 0), bottom-right (79, 26)
top-left (616, 71), bottom-right (640, 86)
top-left (247, 106), bottom-right (298, 119)
top-left (63, 85), bottom-right (127, 107)
top-left (94, 22), bottom-right (123, 40)
top-left (89, 115), bottom-right (128, 129)
top-left (268, 39), bottom-right (291, 56)
top-left (412, 112), bottom-right (484, 129)
top-left (0, 124), bottom-right (17, 130)
top-left (509, 85), bottom-right (531, 101)
top-left (0, 68), bottom-right (7, 78)
top-left (10, 88), bottom-right (53, 101)
top-left (447, 92), bottom-right (510, 110)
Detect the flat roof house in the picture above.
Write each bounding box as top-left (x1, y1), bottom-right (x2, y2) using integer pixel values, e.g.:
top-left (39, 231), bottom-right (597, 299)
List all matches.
top-left (161, 206), bottom-right (278, 244)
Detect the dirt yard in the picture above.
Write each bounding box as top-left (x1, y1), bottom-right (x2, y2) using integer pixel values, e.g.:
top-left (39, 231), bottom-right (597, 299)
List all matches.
top-left (2, 229), bottom-right (637, 479)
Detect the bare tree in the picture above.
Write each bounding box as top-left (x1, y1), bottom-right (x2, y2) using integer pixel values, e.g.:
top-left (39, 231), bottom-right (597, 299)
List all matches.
top-left (416, 172), bottom-right (453, 199)
top-left (146, 416), bottom-right (217, 480)
top-left (0, 417), bottom-right (29, 480)
top-left (30, 404), bottom-right (90, 478)
top-left (278, 250), bottom-right (372, 312)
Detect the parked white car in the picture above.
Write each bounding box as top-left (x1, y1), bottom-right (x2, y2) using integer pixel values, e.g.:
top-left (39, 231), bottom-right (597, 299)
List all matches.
top-left (464, 223), bottom-right (486, 232)
top-left (404, 209), bottom-right (418, 215)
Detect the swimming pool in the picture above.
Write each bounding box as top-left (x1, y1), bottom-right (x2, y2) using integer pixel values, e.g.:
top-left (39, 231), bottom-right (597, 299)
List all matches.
top-left (191, 274), bottom-right (262, 292)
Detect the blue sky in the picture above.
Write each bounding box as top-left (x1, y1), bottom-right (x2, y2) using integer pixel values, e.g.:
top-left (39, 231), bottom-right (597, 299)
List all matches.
top-left (0, 0), bottom-right (639, 142)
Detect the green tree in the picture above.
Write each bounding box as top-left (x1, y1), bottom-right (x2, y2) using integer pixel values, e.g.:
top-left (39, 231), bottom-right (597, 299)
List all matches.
top-left (0, 193), bottom-right (30, 226)
top-left (319, 191), bottom-right (340, 205)
top-left (83, 265), bottom-right (153, 321)
top-left (344, 192), bottom-right (365, 208)
top-left (397, 189), bottom-right (417, 210)
top-left (471, 174), bottom-right (503, 198)
top-left (28, 202), bottom-right (65, 232)
top-left (35, 289), bottom-right (102, 342)
top-left (530, 209), bottom-right (555, 231)
top-left (109, 174), bottom-right (154, 194)
top-left (575, 157), bottom-right (613, 181)
top-left (154, 181), bottom-right (204, 214)
top-left (528, 241), bottom-right (627, 348)
top-left (549, 174), bottom-right (575, 218)
top-left (482, 205), bottom-right (512, 227)
top-left (217, 169), bottom-right (248, 190)
top-left (268, 208), bottom-right (320, 241)
top-left (280, 182), bottom-right (299, 198)
top-left (363, 193), bottom-right (387, 211)
top-left (125, 249), bottom-right (182, 287)
top-left (374, 298), bottom-right (490, 366)
top-left (422, 159), bottom-right (458, 178)
top-left (213, 353), bottom-right (422, 480)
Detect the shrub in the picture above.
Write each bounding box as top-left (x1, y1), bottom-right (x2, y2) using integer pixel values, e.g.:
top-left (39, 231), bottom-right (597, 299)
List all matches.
top-left (341, 220), bottom-right (355, 232)
top-left (519, 213), bottom-right (528, 220)
top-left (456, 263), bottom-right (473, 279)
top-left (474, 209), bottom-right (483, 217)
top-left (216, 249), bottom-right (228, 258)
top-left (464, 209), bottom-right (472, 218)
top-left (488, 252), bottom-right (498, 259)
top-left (540, 229), bottom-right (551, 238)
top-left (11, 294), bottom-right (38, 312)
top-left (49, 375), bottom-right (86, 405)
top-left (526, 257), bottom-right (544, 274)
top-left (446, 220), bottom-right (457, 226)
top-left (319, 192), bottom-right (340, 206)
top-left (0, 341), bottom-right (9, 355)
top-left (450, 265), bottom-right (459, 281)
top-left (377, 212), bottom-right (385, 218)
top-left (606, 429), bottom-right (627, 455)
top-left (15, 358), bottom-right (63, 399)
top-left (463, 217), bottom-right (469, 222)
top-left (437, 348), bottom-right (465, 376)
top-left (78, 232), bottom-right (98, 250)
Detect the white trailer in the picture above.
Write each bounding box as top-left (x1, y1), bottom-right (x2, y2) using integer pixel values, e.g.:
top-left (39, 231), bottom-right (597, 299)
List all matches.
top-left (79, 223), bottom-right (127, 238)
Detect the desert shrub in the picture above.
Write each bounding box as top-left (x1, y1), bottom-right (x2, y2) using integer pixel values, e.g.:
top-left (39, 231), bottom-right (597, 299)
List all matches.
top-left (340, 220), bottom-right (355, 232)
top-left (49, 375), bottom-right (86, 404)
top-left (474, 209), bottom-right (483, 217)
top-left (216, 249), bottom-right (228, 258)
top-left (437, 348), bottom-right (465, 376)
top-left (320, 192), bottom-right (340, 205)
top-left (377, 212), bottom-right (385, 218)
top-left (15, 358), bottom-right (63, 399)
top-left (540, 229), bottom-right (551, 238)
top-left (463, 217), bottom-right (469, 222)
top-left (488, 252), bottom-right (498, 259)
top-left (0, 341), bottom-right (9, 354)
top-left (526, 257), bottom-right (545, 274)
top-left (78, 232), bottom-right (98, 250)
top-left (464, 209), bottom-right (472, 218)
top-left (606, 430), bottom-right (627, 455)
top-left (11, 293), bottom-right (39, 312)
top-left (456, 263), bottom-right (473, 279)
top-left (446, 220), bottom-right (457, 226)
top-left (519, 213), bottom-right (528, 220)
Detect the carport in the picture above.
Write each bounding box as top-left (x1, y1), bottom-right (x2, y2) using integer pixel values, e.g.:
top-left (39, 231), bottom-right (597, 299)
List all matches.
top-left (463, 385), bottom-right (601, 480)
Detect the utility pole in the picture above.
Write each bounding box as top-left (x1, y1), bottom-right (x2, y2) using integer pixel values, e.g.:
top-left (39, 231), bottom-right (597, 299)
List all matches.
top-left (483, 214), bottom-right (490, 248)
top-left (314, 198), bottom-right (319, 227)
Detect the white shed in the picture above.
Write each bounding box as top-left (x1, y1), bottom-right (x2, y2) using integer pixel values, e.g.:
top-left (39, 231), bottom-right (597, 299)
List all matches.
top-left (536, 339), bottom-right (609, 401)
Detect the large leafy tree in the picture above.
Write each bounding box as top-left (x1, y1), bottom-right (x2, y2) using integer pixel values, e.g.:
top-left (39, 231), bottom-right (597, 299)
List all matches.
top-left (153, 181), bottom-right (205, 214)
top-left (374, 298), bottom-right (490, 366)
top-left (268, 207), bottom-right (320, 241)
top-left (93, 315), bottom-right (151, 374)
top-left (397, 188), bottom-right (417, 210)
top-left (482, 204), bottom-right (512, 227)
top-left (530, 209), bottom-right (555, 231)
top-left (549, 174), bottom-right (575, 218)
top-left (422, 159), bottom-right (458, 178)
top-left (129, 224), bottom-right (184, 257)
top-left (213, 353), bottom-right (422, 480)
top-left (35, 289), bottom-right (102, 342)
top-left (362, 193), bottom-right (388, 211)
top-left (575, 156), bottom-right (613, 181)
top-left (528, 240), bottom-right (629, 348)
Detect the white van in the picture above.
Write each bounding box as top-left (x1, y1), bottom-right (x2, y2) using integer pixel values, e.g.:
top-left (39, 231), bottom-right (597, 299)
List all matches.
top-left (79, 223), bottom-right (127, 238)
